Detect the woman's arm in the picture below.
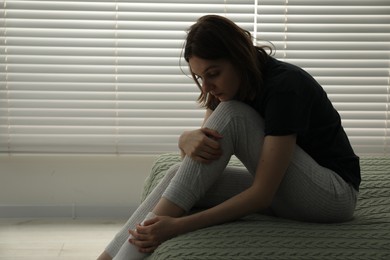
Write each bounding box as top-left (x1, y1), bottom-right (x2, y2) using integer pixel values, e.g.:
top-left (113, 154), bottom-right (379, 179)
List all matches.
top-left (179, 109), bottom-right (213, 158)
top-left (144, 135), bottom-right (296, 237)
top-left (178, 109), bottom-right (223, 163)
top-left (132, 134), bottom-right (296, 252)
top-left (176, 134), bottom-right (297, 233)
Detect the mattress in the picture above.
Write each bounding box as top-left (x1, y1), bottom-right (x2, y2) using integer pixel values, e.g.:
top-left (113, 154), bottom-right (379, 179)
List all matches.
top-left (142, 154), bottom-right (390, 260)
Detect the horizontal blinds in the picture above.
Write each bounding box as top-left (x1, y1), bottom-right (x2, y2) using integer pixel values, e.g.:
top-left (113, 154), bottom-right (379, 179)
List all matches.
top-left (0, 0), bottom-right (254, 154)
top-left (1, 0), bottom-right (389, 155)
top-left (256, 0), bottom-right (390, 155)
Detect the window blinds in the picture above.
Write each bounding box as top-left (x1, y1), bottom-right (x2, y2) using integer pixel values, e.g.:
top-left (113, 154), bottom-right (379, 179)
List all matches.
top-left (1, 0), bottom-right (389, 155)
top-left (256, 0), bottom-right (390, 155)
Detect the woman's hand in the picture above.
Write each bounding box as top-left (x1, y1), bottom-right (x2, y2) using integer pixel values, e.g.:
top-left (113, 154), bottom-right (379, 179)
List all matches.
top-left (128, 215), bottom-right (180, 253)
top-left (179, 127), bottom-right (223, 163)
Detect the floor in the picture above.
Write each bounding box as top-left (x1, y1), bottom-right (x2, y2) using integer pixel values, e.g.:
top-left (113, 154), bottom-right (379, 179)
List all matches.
top-left (0, 218), bottom-right (125, 260)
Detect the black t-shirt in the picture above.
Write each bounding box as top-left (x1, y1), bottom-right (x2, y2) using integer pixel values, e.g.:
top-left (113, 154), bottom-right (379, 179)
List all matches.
top-left (249, 56), bottom-right (361, 191)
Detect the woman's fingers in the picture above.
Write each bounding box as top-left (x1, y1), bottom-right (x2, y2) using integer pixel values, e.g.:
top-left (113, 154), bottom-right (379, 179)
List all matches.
top-left (201, 127), bottom-right (223, 139)
top-left (128, 227), bottom-right (161, 253)
top-left (197, 149), bottom-right (221, 161)
top-left (129, 237), bottom-right (160, 248)
top-left (128, 216), bottom-right (179, 253)
top-left (199, 138), bottom-right (223, 161)
top-left (180, 128), bottom-right (223, 163)
top-left (129, 229), bottom-right (144, 240)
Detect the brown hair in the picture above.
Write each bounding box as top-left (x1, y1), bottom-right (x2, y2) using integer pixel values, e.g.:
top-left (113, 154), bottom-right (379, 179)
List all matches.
top-left (184, 15), bottom-right (269, 109)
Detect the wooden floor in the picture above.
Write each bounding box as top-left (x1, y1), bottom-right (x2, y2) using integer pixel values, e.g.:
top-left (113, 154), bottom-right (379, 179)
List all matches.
top-left (0, 218), bottom-right (125, 260)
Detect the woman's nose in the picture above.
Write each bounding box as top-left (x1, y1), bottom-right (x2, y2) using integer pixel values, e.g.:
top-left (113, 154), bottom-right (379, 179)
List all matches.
top-left (201, 79), bottom-right (213, 93)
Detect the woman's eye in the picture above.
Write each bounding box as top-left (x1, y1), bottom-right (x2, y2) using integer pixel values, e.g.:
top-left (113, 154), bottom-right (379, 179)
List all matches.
top-left (207, 71), bottom-right (219, 78)
top-left (194, 71), bottom-right (219, 85)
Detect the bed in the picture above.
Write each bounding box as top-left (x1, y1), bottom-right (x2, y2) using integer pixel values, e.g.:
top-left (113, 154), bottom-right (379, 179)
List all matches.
top-left (141, 154), bottom-right (390, 259)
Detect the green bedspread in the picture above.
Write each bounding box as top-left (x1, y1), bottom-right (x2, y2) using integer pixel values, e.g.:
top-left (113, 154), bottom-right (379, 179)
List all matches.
top-left (142, 154), bottom-right (390, 260)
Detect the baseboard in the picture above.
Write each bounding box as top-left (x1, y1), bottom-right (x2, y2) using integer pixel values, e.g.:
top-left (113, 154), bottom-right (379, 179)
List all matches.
top-left (0, 204), bottom-right (136, 218)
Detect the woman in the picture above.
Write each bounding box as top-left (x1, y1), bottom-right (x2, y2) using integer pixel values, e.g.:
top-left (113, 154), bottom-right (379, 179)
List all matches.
top-left (98, 15), bottom-right (360, 260)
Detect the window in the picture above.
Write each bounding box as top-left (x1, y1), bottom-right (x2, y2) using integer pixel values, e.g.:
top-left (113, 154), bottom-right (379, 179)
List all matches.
top-left (1, 0), bottom-right (389, 155)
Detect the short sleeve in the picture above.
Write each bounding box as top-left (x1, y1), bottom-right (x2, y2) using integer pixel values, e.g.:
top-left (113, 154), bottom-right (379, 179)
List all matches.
top-left (263, 72), bottom-right (313, 136)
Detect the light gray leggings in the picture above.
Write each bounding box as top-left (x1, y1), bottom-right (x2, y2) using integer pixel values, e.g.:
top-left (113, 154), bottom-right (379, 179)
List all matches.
top-left (106, 100), bottom-right (358, 257)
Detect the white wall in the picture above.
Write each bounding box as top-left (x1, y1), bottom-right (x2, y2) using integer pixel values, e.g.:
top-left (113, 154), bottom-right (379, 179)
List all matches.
top-left (0, 154), bottom-right (160, 218)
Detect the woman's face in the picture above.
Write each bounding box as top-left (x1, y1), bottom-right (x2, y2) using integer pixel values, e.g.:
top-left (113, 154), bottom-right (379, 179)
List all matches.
top-left (189, 56), bottom-right (241, 102)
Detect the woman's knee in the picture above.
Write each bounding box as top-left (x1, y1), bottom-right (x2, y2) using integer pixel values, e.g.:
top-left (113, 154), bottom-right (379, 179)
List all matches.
top-left (213, 100), bottom-right (258, 119)
top-left (204, 101), bottom-right (264, 136)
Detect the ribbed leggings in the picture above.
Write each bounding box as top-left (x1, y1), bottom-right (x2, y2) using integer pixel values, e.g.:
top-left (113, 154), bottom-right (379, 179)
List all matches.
top-left (106, 100), bottom-right (358, 257)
